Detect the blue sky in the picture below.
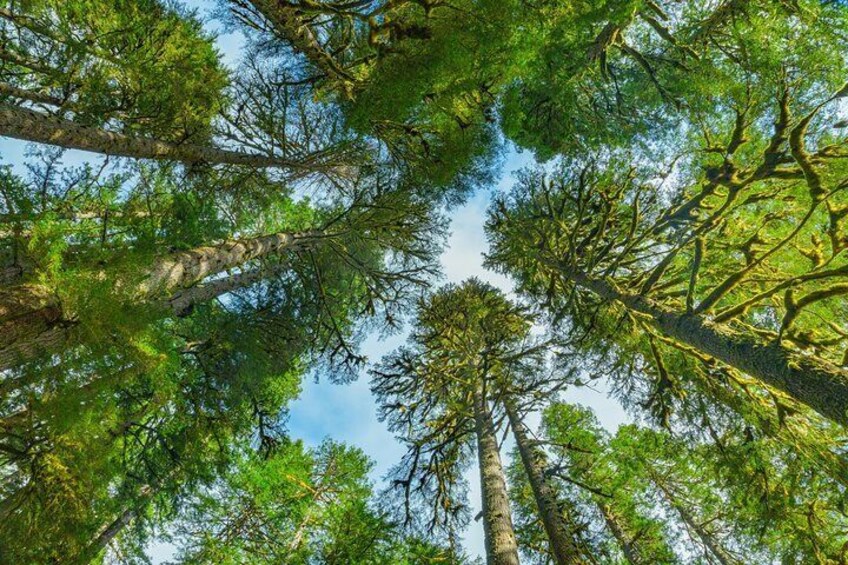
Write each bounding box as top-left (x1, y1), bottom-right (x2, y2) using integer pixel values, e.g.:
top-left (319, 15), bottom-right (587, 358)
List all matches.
top-left (0, 2), bottom-right (630, 560)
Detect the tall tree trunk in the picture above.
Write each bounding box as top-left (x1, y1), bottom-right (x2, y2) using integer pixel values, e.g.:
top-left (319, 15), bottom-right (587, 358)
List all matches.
top-left (0, 46), bottom-right (57, 76)
top-left (473, 384), bottom-right (520, 565)
top-left (503, 396), bottom-right (586, 565)
top-left (71, 483), bottom-right (157, 565)
top-left (0, 284), bottom-right (70, 373)
top-left (550, 259), bottom-right (848, 427)
top-left (0, 486), bottom-right (28, 521)
top-left (597, 503), bottom-right (641, 565)
top-left (0, 103), bottom-right (303, 169)
top-left (650, 476), bottom-right (738, 565)
top-left (0, 230), bottom-right (321, 372)
top-left (0, 265), bottom-right (25, 286)
top-left (164, 263), bottom-right (284, 317)
top-left (72, 506), bottom-right (136, 565)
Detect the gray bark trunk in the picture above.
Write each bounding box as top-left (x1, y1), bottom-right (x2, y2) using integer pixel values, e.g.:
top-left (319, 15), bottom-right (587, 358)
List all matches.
top-left (675, 504), bottom-right (736, 565)
top-left (555, 260), bottom-right (848, 427)
top-left (0, 265), bottom-right (25, 286)
top-left (0, 231), bottom-right (321, 372)
top-left (0, 82), bottom-right (65, 107)
top-left (164, 264), bottom-right (282, 317)
top-left (0, 285), bottom-right (70, 373)
top-left (71, 507), bottom-right (135, 565)
top-left (0, 103), bottom-right (300, 169)
top-left (504, 396), bottom-right (585, 565)
top-left (0, 47), bottom-right (56, 76)
top-left (473, 384), bottom-right (520, 565)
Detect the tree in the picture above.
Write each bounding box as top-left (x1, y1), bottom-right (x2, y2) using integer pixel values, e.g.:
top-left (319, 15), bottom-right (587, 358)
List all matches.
top-left (0, 103), bottom-right (324, 170)
top-left (504, 393), bottom-right (593, 565)
top-left (234, 1), bottom-right (848, 175)
top-left (527, 403), bottom-right (848, 564)
top-left (539, 404), bottom-right (679, 565)
top-left (487, 70), bottom-right (848, 426)
top-left (5, 0), bottom-right (848, 561)
top-left (374, 280), bottom-right (534, 564)
top-left (0, 155), bottom-right (445, 560)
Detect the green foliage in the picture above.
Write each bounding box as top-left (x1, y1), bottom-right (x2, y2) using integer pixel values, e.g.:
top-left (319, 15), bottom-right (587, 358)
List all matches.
top-left (3, 0), bottom-right (848, 562)
top-left (485, 66), bottom-right (848, 465)
top-left (169, 439), bottom-right (459, 564)
top-left (0, 0), bottom-right (228, 140)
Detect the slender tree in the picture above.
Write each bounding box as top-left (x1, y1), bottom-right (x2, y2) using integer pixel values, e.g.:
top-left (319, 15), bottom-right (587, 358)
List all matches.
top-left (540, 404), bottom-right (679, 565)
top-left (373, 280), bottom-right (537, 564)
top-left (503, 394), bottom-right (589, 565)
top-left (165, 439), bottom-right (463, 564)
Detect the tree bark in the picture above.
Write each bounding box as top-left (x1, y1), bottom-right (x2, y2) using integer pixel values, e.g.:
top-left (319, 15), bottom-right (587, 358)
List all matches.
top-left (674, 502), bottom-right (736, 565)
top-left (473, 384), bottom-right (521, 565)
top-left (0, 230), bottom-right (321, 372)
top-left (70, 483), bottom-right (156, 565)
top-left (0, 103), bottom-right (302, 169)
top-left (71, 507), bottom-right (135, 565)
top-left (598, 503), bottom-right (641, 565)
top-left (165, 264), bottom-right (283, 317)
top-left (0, 285), bottom-right (70, 373)
top-left (503, 396), bottom-right (586, 565)
top-left (0, 265), bottom-right (25, 286)
top-left (0, 82), bottom-right (65, 107)
top-left (650, 476), bottom-right (738, 565)
top-left (551, 259), bottom-right (848, 427)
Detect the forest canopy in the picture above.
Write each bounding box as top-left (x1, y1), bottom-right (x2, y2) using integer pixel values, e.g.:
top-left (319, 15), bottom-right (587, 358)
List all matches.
top-left (0, 0), bottom-right (847, 564)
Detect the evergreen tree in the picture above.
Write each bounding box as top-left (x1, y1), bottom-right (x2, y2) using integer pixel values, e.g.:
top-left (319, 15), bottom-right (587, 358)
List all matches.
top-left (373, 280), bottom-right (536, 564)
top-left (486, 73), bottom-right (848, 426)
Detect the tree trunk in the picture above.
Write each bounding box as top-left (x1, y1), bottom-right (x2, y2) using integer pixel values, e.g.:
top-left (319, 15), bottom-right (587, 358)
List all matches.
top-left (473, 384), bottom-right (520, 565)
top-left (0, 285), bottom-right (70, 373)
top-left (0, 487), bottom-right (27, 521)
top-left (0, 265), bottom-right (25, 286)
top-left (552, 259), bottom-right (848, 427)
top-left (0, 230), bottom-right (321, 372)
top-left (71, 507), bottom-right (135, 565)
top-left (598, 503), bottom-right (641, 565)
top-left (674, 503), bottom-right (736, 565)
top-left (165, 264), bottom-right (283, 317)
top-left (504, 396), bottom-right (585, 565)
top-left (0, 82), bottom-right (65, 107)
top-left (71, 483), bottom-right (156, 565)
top-left (651, 476), bottom-right (738, 565)
top-left (0, 103), bottom-right (302, 169)
top-left (0, 47), bottom-right (57, 76)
